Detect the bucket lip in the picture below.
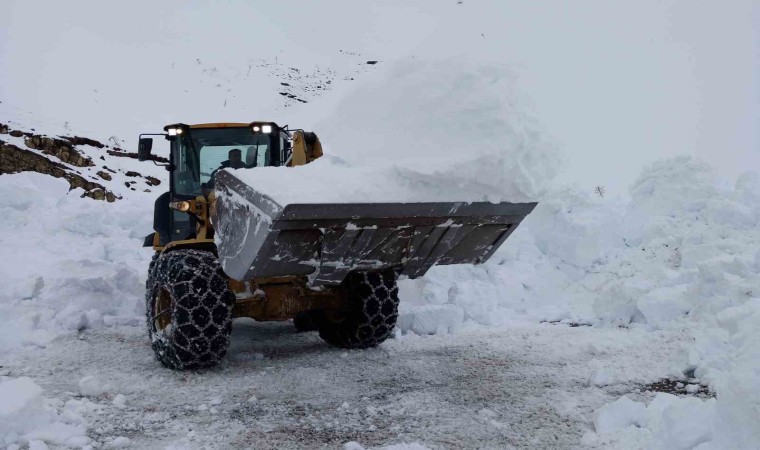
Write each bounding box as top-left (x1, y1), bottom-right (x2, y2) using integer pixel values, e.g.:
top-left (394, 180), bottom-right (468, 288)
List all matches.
top-left (277, 201), bottom-right (538, 221)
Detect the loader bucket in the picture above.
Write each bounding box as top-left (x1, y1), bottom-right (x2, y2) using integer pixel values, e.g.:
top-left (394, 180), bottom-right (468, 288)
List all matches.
top-left (213, 171), bottom-right (537, 287)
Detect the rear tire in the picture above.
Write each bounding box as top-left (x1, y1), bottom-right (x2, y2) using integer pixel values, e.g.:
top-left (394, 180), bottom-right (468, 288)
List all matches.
top-left (317, 269), bottom-right (399, 349)
top-left (146, 249), bottom-right (235, 370)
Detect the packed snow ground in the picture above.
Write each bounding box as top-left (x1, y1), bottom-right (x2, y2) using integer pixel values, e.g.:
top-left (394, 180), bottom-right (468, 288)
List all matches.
top-left (1, 313), bottom-right (691, 449)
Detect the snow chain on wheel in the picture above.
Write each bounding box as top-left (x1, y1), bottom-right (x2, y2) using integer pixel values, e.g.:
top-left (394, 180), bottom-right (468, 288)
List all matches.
top-left (317, 269), bottom-right (399, 349)
top-left (145, 249), bottom-right (235, 370)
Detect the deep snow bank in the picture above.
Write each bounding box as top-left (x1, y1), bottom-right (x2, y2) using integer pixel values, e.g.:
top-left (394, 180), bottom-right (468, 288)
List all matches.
top-left (2, 150), bottom-right (758, 447)
top-left (233, 58), bottom-right (560, 204)
top-left (398, 156), bottom-right (760, 449)
top-left (0, 173), bottom-right (153, 351)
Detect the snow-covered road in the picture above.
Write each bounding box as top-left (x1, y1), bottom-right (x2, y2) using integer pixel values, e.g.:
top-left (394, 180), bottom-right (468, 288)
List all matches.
top-left (4, 321), bottom-right (689, 449)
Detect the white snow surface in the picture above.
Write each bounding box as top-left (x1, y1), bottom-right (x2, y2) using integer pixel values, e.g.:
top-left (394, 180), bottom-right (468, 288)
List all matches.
top-left (2, 152), bottom-right (758, 447)
top-left (229, 58), bottom-right (559, 205)
top-left (0, 173), bottom-right (153, 351)
top-left (395, 156), bottom-right (760, 449)
top-left (0, 377), bottom-right (94, 449)
top-left (0, 9), bottom-right (757, 445)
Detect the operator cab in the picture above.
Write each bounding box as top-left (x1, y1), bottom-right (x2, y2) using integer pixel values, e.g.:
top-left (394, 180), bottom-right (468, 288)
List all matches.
top-left (138, 122), bottom-right (291, 246)
top-left (158, 122), bottom-right (289, 196)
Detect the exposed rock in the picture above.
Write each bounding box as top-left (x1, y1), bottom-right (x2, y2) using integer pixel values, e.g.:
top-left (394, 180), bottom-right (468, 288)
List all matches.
top-left (145, 176), bottom-right (161, 186)
top-left (9, 130), bottom-right (24, 138)
top-left (0, 123), bottom-right (8, 134)
top-left (106, 149), bottom-right (169, 164)
top-left (89, 189), bottom-right (106, 200)
top-left (124, 171), bottom-right (140, 177)
top-left (62, 135), bottom-right (105, 148)
top-left (0, 141), bottom-right (116, 202)
top-left (24, 133), bottom-right (94, 168)
top-left (96, 170), bottom-right (112, 181)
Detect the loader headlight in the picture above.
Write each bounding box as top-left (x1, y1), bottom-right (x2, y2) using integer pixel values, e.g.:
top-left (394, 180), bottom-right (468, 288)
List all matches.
top-left (169, 200), bottom-right (192, 212)
top-left (163, 124), bottom-right (188, 137)
top-left (252, 124), bottom-right (273, 133)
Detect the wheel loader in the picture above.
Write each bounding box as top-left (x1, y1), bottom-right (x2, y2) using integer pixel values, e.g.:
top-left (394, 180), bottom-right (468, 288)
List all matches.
top-left (138, 121), bottom-right (537, 370)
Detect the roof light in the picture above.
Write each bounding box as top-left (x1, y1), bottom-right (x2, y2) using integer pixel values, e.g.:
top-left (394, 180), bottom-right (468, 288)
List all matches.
top-left (168, 128), bottom-right (178, 136)
top-left (252, 125), bottom-right (261, 132)
top-left (176, 128), bottom-right (183, 135)
top-left (262, 125), bottom-right (272, 133)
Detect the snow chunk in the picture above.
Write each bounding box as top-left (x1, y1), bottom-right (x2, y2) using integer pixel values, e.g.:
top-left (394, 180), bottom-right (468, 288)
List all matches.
top-left (592, 396), bottom-right (646, 434)
top-left (112, 394), bottom-right (126, 409)
top-left (0, 377), bottom-right (43, 418)
top-left (78, 375), bottom-right (109, 396)
top-left (651, 396), bottom-right (716, 449)
top-left (589, 368), bottom-right (615, 387)
top-left (0, 377), bottom-right (90, 448)
top-left (111, 436), bottom-right (131, 448)
top-left (28, 441), bottom-right (49, 450)
top-left (397, 304), bottom-right (463, 335)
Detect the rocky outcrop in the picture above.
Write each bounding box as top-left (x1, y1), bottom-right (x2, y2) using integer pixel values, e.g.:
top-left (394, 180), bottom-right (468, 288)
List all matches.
top-left (1, 121), bottom-right (162, 201)
top-left (0, 140), bottom-right (116, 202)
top-left (61, 135), bottom-right (105, 149)
top-left (24, 134), bottom-right (94, 168)
top-left (106, 148), bottom-right (169, 164)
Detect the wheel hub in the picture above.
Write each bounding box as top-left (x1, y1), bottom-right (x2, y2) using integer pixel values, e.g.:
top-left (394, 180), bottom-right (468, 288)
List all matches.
top-left (154, 287), bottom-right (173, 332)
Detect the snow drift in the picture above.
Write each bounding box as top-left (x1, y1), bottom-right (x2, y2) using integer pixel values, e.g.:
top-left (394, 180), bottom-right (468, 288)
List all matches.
top-left (399, 156), bottom-right (760, 448)
top-left (0, 173), bottom-right (153, 351)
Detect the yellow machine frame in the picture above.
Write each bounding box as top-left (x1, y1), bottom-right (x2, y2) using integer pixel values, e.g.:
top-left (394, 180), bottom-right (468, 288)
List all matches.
top-left (150, 123), bottom-right (343, 321)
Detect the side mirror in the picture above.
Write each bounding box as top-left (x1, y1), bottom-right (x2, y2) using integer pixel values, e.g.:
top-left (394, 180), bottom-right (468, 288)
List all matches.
top-left (138, 138), bottom-right (153, 161)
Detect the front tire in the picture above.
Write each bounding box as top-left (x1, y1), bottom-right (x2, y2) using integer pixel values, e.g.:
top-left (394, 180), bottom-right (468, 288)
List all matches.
top-left (317, 269), bottom-right (399, 349)
top-left (146, 249), bottom-right (235, 370)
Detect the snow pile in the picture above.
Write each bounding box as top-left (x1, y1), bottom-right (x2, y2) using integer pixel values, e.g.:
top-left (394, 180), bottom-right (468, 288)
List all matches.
top-left (231, 58), bottom-right (560, 204)
top-left (0, 377), bottom-right (94, 448)
top-left (585, 394), bottom-right (717, 449)
top-left (399, 156), bottom-right (759, 332)
top-left (397, 156), bottom-right (760, 448)
top-left (0, 172), bottom-right (153, 351)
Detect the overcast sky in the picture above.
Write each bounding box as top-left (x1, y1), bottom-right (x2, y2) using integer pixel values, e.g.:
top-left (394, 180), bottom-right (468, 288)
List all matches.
top-left (1, 0), bottom-right (756, 195)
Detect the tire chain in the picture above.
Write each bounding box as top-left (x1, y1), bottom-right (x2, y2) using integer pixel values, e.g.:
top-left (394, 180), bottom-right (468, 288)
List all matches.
top-left (318, 269), bottom-right (399, 349)
top-left (145, 249), bottom-right (234, 370)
